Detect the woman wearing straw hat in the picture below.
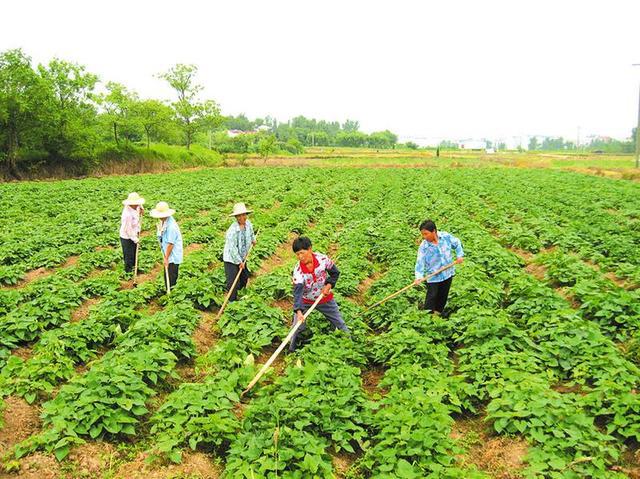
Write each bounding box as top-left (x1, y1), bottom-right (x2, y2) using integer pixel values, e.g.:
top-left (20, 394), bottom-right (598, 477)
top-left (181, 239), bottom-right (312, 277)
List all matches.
top-left (223, 202), bottom-right (256, 302)
top-left (120, 192), bottom-right (145, 275)
top-left (150, 201), bottom-right (183, 290)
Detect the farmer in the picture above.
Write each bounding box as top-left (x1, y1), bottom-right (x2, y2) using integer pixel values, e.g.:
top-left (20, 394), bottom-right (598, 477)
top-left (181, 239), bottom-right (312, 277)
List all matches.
top-left (119, 192), bottom-right (145, 274)
top-left (223, 203), bottom-right (256, 302)
top-left (150, 201), bottom-right (183, 290)
top-left (290, 236), bottom-right (349, 351)
top-left (414, 219), bottom-right (464, 315)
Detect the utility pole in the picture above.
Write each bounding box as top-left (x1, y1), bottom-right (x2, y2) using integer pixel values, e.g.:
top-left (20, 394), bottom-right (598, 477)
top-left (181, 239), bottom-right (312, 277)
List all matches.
top-left (634, 64), bottom-right (640, 168)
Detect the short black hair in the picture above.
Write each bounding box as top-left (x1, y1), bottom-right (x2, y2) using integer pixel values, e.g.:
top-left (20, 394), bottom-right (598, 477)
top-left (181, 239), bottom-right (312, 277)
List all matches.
top-left (292, 236), bottom-right (312, 252)
top-left (419, 220), bottom-right (437, 232)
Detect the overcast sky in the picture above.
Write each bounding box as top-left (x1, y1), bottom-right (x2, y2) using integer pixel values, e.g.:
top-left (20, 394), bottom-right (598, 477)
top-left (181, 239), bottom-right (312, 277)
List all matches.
top-left (2, 0), bottom-right (639, 142)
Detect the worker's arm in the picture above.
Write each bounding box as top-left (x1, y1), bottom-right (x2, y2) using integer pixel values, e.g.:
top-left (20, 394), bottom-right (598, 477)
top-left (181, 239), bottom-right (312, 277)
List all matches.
top-left (293, 283), bottom-right (305, 323)
top-left (414, 246), bottom-right (426, 285)
top-left (164, 243), bottom-right (174, 266)
top-left (322, 263), bottom-right (340, 295)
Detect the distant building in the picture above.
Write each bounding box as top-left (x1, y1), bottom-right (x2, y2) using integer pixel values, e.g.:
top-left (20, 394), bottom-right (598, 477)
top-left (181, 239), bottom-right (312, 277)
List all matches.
top-left (458, 140), bottom-right (487, 150)
top-left (227, 125), bottom-right (271, 137)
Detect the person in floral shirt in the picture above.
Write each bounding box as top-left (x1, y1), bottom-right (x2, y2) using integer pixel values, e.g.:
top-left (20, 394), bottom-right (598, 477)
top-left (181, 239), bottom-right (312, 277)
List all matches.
top-left (414, 219), bottom-right (464, 315)
top-left (290, 236), bottom-right (349, 351)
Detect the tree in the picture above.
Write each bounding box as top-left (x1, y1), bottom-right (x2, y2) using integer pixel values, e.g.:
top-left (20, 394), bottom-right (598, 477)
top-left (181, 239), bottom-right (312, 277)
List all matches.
top-left (37, 58), bottom-right (99, 161)
top-left (258, 134), bottom-right (277, 162)
top-left (159, 64), bottom-right (204, 149)
top-left (131, 99), bottom-right (174, 149)
top-left (336, 131), bottom-right (367, 147)
top-left (528, 136), bottom-right (539, 151)
top-left (342, 119), bottom-right (359, 132)
top-left (368, 130), bottom-right (398, 149)
top-left (225, 113), bottom-right (254, 131)
top-left (196, 99), bottom-right (223, 149)
top-left (99, 82), bottom-right (140, 146)
top-left (0, 49), bottom-right (47, 175)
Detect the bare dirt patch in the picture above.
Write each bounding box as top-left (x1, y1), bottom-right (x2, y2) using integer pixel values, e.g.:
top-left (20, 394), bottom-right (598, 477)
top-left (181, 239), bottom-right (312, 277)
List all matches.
top-left (272, 299), bottom-right (293, 315)
top-left (332, 450), bottom-right (359, 478)
top-left (524, 262), bottom-right (547, 282)
top-left (193, 313), bottom-right (219, 356)
top-left (0, 452), bottom-right (61, 479)
top-left (255, 234), bottom-right (297, 277)
top-left (71, 297), bottom-right (101, 322)
top-left (3, 255), bottom-right (81, 290)
top-left (361, 367), bottom-right (387, 397)
top-left (353, 272), bottom-right (384, 305)
top-left (0, 396), bottom-right (41, 456)
top-left (114, 451), bottom-right (221, 479)
top-left (10, 347), bottom-right (32, 362)
top-left (452, 416), bottom-right (528, 479)
top-left (613, 443), bottom-right (640, 478)
top-left (508, 247), bottom-right (535, 262)
top-left (65, 442), bottom-right (118, 478)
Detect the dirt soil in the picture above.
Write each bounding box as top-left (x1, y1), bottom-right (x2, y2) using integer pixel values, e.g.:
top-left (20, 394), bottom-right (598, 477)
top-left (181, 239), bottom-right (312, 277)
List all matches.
top-left (115, 450), bottom-right (221, 479)
top-left (71, 297), bottom-right (101, 322)
top-left (452, 416), bottom-right (528, 479)
top-left (0, 396), bottom-right (41, 457)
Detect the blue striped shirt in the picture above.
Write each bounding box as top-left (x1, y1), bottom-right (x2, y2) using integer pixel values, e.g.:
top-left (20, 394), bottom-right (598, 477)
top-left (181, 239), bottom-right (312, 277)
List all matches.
top-left (415, 231), bottom-right (464, 283)
top-left (223, 219), bottom-right (255, 264)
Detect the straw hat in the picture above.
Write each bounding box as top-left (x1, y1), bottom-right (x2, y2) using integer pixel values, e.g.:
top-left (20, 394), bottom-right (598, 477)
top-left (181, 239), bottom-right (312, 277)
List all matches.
top-left (150, 201), bottom-right (176, 219)
top-left (229, 202), bottom-right (253, 217)
top-left (123, 192), bottom-right (145, 206)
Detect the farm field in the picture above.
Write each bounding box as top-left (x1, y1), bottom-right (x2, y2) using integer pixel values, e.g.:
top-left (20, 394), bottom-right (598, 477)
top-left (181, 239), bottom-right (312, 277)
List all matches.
top-left (232, 148), bottom-right (640, 180)
top-left (0, 166), bottom-right (640, 479)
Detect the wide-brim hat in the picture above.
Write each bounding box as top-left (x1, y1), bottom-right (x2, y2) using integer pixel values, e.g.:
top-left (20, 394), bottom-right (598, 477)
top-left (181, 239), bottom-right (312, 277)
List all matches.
top-left (123, 192), bottom-right (145, 206)
top-left (150, 201), bottom-right (175, 218)
top-left (229, 202), bottom-right (253, 217)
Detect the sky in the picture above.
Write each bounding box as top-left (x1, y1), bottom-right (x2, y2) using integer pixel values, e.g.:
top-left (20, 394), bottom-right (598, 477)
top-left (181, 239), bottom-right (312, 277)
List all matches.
top-left (2, 0), bottom-right (639, 143)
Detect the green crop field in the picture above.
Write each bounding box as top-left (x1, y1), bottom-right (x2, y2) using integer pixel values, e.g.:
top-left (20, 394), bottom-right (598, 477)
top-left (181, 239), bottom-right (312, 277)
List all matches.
top-left (1, 166), bottom-right (640, 478)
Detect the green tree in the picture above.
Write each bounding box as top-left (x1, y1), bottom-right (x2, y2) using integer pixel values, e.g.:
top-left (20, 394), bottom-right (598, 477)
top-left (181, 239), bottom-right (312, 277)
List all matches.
top-left (258, 134), bottom-right (277, 162)
top-left (159, 64), bottom-right (205, 149)
top-left (342, 119), bottom-right (359, 132)
top-left (99, 82), bottom-right (140, 146)
top-left (528, 136), bottom-right (539, 151)
top-left (131, 99), bottom-right (174, 149)
top-left (0, 49), bottom-right (47, 175)
top-left (197, 99), bottom-right (223, 149)
top-left (368, 130), bottom-right (398, 149)
top-left (37, 58), bottom-right (99, 161)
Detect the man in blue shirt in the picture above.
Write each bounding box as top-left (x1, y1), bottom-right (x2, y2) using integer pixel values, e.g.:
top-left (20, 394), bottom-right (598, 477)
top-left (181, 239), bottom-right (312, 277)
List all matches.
top-left (414, 219), bottom-right (464, 315)
top-left (151, 201), bottom-right (183, 290)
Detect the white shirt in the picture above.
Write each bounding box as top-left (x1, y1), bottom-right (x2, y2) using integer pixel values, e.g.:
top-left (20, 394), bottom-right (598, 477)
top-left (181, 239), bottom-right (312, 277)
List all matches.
top-left (119, 206), bottom-right (142, 242)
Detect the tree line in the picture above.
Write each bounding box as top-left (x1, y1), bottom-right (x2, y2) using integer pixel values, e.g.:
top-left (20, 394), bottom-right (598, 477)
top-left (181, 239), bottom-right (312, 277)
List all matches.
top-left (0, 49), bottom-right (400, 178)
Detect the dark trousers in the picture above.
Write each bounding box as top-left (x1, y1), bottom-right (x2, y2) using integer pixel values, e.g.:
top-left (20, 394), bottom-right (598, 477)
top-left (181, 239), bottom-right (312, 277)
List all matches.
top-left (224, 262), bottom-right (250, 302)
top-left (290, 299), bottom-right (349, 351)
top-left (424, 276), bottom-right (453, 313)
top-left (120, 237), bottom-right (137, 273)
top-left (164, 263), bottom-right (179, 290)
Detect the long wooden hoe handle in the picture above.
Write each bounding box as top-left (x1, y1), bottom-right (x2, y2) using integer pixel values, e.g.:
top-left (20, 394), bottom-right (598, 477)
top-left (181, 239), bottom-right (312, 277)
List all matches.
top-left (158, 239), bottom-right (171, 296)
top-left (133, 242), bottom-right (140, 284)
top-left (133, 213), bottom-right (142, 284)
top-left (363, 262), bottom-right (457, 313)
top-left (216, 235), bottom-right (259, 321)
top-left (241, 293), bottom-right (324, 397)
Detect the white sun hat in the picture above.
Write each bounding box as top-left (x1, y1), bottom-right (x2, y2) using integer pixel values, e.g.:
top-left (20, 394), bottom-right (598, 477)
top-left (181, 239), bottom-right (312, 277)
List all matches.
top-left (229, 202), bottom-right (253, 217)
top-left (150, 201), bottom-right (176, 219)
top-left (123, 192), bottom-right (146, 206)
